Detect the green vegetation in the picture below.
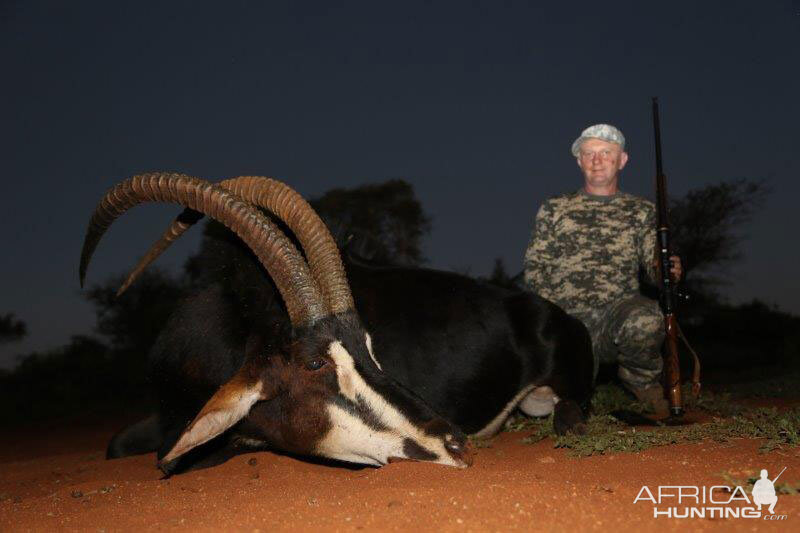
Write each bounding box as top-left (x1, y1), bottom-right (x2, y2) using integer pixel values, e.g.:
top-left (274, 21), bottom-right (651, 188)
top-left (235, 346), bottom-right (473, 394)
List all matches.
top-left (553, 406), bottom-right (799, 456)
top-left (508, 381), bottom-right (800, 457)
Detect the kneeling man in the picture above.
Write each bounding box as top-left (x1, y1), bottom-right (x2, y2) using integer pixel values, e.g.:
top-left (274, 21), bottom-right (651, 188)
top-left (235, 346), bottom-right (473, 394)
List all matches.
top-left (524, 124), bottom-right (681, 414)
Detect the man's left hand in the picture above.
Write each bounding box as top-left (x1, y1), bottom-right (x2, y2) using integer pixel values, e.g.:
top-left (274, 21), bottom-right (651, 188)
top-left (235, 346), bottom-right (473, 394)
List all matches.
top-left (670, 255), bottom-right (682, 281)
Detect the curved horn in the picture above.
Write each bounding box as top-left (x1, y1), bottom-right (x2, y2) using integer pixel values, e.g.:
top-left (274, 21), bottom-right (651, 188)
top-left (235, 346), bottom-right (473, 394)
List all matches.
top-left (116, 176), bottom-right (355, 314)
top-left (79, 173), bottom-right (327, 326)
top-left (114, 208), bottom-right (203, 297)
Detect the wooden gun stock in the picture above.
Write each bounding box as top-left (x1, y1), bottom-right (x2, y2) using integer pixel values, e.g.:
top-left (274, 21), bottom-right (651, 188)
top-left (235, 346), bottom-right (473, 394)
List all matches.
top-left (664, 314), bottom-right (682, 415)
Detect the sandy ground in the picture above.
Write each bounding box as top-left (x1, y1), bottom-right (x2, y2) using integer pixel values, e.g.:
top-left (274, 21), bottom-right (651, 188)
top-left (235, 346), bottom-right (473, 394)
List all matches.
top-left (1, 415), bottom-right (798, 532)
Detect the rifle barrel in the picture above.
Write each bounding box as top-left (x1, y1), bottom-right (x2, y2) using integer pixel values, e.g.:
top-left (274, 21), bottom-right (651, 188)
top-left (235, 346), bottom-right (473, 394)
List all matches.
top-left (652, 97), bottom-right (669, 226)
top-left (652, 97), bottom-right (664, 177)
top-left (771, 466), bottom-right (787, 484)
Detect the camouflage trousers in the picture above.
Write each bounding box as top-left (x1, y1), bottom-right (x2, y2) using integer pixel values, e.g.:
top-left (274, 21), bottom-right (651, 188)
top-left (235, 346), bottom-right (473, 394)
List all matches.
top-left (573, 296), bottom-right (665, 389)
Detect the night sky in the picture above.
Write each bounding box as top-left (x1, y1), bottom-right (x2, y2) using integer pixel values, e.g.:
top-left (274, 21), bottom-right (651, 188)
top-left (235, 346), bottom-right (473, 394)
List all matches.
top-left (2, 1), bottom-right (798, 368)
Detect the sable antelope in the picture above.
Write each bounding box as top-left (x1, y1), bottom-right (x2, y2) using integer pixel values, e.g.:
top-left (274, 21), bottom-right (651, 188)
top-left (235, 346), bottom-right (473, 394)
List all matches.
top-left (100, 175), bottom-right (596, 473)
top-left (79, 173), bottom-right (472, 474)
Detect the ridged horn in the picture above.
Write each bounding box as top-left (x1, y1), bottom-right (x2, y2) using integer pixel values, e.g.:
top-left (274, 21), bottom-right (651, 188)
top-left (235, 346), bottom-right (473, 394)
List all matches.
top-left (114, 208), bottom-right (203, 297)
top-left (116, 176), bottom-right (355, 314)
top-left (79, 173), bottom-right (327, 326)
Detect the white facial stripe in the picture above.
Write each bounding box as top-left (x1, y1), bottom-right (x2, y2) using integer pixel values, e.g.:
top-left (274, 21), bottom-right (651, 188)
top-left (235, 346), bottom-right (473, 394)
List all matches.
top-left (364, 333), bottom-right (382, 370)
top-left (472, 384), bottom-right (538, 439)
top-left (324, 341), bottom-right (461, 467)
top-left (315, 403), bottom-right (392, 467)
top-left (328, 341), bottom-right (403, 419)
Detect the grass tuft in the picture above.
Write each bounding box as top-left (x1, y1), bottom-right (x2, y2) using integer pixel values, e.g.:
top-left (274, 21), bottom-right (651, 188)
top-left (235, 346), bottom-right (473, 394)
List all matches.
top-left (512, 382), bottom-right (800, 457)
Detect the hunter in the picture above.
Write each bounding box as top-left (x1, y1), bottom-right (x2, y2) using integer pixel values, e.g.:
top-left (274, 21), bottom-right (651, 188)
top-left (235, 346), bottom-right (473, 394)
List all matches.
top-left (524, 124), bottom-right (682, 414)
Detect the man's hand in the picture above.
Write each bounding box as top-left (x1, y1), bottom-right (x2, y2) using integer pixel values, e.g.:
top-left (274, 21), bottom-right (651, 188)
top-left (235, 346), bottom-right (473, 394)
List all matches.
top-left (669, 255), bottom-right (682, 281)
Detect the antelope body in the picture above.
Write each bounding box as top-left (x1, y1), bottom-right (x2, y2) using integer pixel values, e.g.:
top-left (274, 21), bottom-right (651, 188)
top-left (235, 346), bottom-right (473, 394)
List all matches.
top-left (80, 174), bottom-right (471, 474)
top-left (82, 174), bottom-right (593, 474)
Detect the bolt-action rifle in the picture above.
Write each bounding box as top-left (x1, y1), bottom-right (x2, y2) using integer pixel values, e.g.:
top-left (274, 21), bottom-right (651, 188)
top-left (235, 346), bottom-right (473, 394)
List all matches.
top-left (652, 97), bottom-right (702, 416)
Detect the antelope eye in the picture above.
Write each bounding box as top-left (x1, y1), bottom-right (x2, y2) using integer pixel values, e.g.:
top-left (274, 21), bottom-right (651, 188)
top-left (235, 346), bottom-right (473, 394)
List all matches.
top-left (305, 358), bottom-right (327, 371)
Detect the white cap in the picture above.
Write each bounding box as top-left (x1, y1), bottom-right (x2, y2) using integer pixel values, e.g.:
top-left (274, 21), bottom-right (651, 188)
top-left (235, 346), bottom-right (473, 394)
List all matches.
top-left (571, 124), bottom-right (626, 156)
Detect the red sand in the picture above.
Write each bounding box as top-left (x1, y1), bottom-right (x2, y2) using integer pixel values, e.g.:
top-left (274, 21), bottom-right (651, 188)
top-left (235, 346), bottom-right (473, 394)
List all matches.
top-left (1, 417), bottom-right (798, 532)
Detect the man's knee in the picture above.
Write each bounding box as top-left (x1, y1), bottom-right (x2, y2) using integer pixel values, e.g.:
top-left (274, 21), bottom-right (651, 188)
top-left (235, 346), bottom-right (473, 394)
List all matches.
top-left (615, 297), bottom-right (664, 353)
top-left (618, 363), bottom-right (662, 389)
top-left (611, 297), bottom-right (664, 388)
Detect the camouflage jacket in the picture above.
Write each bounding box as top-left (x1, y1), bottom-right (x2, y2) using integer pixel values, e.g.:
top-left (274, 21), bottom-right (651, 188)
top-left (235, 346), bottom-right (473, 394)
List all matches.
top-left (523, 189), bottom-right (657, 316)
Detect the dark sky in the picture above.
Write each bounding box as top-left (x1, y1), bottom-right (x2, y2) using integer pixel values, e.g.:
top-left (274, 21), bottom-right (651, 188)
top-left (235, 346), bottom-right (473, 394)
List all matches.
top-left (2, 1), bottom-right (798, 368)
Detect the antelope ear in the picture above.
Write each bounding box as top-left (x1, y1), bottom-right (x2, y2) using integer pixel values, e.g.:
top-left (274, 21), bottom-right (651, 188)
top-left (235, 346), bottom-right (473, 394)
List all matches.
top-left (159, 360), bottom-right (269, 467)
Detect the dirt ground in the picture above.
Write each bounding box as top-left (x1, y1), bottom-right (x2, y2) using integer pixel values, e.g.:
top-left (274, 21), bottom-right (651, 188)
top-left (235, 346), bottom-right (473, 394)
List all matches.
top-left (1, 414), bottom-right (798, 532)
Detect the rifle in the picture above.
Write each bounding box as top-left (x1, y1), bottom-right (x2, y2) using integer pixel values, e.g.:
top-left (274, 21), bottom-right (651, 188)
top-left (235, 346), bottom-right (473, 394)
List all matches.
top-left (652, 97), bottom-right (702, 416)
top-left (771, 467), bottom-right (787, 484)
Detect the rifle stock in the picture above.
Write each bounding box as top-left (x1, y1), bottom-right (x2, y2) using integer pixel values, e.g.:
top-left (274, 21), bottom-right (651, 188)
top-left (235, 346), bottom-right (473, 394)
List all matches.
top-left (664, 314), bottom-right (682, 414)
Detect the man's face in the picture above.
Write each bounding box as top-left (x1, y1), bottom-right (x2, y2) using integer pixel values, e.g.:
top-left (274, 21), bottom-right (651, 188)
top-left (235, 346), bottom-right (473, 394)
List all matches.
top-left (576, 138), bottom-right (628, 190)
